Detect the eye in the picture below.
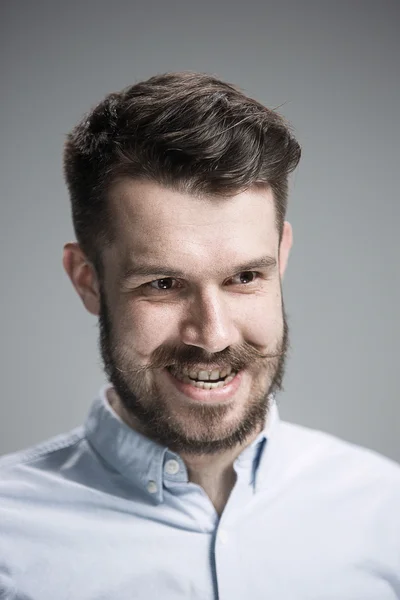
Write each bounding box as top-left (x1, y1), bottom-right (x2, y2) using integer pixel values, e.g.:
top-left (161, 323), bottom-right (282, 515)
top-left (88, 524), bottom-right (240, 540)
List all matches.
top-left (230, 271), bottom-right (259, 285)
top-left (147, 278), bottom-right (179, 291)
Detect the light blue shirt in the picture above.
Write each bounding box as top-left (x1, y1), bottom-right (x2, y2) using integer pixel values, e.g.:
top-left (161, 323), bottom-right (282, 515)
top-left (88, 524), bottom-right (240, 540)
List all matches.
top-left (1, 384), bottom-right (400, 599)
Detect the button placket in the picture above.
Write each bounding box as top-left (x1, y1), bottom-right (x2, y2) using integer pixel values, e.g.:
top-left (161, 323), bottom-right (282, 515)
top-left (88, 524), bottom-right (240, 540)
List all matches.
top-left (218, 529), bottom-right (229, 545)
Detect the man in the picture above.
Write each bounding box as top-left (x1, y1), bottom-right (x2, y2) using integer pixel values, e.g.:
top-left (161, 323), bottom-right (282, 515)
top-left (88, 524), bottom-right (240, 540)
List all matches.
top-left (0, 72), bottom-right (399, 600)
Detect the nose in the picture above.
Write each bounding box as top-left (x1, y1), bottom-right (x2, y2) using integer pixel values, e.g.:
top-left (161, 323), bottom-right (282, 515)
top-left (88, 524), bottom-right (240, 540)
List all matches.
top-left (179, 288), bottom-right (240, 353)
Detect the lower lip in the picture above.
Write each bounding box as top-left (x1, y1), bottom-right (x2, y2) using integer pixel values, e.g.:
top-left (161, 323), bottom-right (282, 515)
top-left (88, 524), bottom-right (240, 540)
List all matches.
top-left (164, 368), bottom-right (243, 402)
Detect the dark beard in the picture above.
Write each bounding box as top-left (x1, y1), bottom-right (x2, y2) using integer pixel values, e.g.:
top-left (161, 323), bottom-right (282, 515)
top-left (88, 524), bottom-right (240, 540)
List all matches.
top-left (98, 284), bottom-right (290, 455)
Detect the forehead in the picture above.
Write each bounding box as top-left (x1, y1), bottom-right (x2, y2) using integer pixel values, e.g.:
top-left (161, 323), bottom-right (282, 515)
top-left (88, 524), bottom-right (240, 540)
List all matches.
top-left (107, 179), bottom-right (278, 268)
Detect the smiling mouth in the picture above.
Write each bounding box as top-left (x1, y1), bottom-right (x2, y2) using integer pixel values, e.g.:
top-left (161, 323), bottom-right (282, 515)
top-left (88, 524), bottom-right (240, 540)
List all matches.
top-left (166, 366), bottom-right (238, 390)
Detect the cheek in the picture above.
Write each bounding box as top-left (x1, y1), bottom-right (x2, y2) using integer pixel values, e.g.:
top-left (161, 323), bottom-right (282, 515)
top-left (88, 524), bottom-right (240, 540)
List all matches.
top-left (237, 289), bottom-right (283, 346)
top-left (117, 300), bottom-right (180, 357)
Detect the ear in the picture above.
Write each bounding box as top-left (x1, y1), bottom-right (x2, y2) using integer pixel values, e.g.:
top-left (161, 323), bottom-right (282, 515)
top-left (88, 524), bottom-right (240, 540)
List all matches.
top-left (279, 221), bottom-right (293, 279)
top-left (62, 242), bottom-right (101, 316)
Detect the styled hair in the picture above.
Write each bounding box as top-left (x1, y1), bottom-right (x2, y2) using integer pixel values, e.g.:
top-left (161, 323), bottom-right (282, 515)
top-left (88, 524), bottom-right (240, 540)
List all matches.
top-left (63, 71), bottom-right (301, 276)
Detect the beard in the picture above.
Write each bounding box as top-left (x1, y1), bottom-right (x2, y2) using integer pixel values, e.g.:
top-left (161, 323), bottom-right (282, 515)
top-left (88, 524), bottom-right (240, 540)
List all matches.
top-left (98, 285), bottom-right (290, 456)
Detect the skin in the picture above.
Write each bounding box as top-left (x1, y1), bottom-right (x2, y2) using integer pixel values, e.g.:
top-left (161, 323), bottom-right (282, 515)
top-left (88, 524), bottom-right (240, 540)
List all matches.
top-left (63, 179), bottom-right (293, 515)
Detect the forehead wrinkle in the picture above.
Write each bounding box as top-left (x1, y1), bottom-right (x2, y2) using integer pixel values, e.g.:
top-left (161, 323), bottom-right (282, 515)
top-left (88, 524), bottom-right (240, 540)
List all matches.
top-left (112, 182), bottom-right (275, 231)
top-left (110, 181), bottom-right (279, 275)
top-left (121, 227), bottom-right (277, 271)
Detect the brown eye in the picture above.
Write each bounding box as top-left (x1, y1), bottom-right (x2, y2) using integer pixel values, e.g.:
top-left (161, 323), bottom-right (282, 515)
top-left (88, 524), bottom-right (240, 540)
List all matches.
top-left (150, 277), bottom-right (174, 290)
top-left (150, 278), bottom-right (176, 290)
top-left (142, 277), bottom-right (185, 296)
top-left (234, 271), bottom-right (257, 284)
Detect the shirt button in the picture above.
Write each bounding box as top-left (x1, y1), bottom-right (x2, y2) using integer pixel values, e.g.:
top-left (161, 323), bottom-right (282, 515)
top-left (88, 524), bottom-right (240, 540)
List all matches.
top-left (218, 529), bottom-right (229, 544)
top-left (164, 459), bottom-right (180, 475)
top-left (147, 480), bottom-right (158, 494)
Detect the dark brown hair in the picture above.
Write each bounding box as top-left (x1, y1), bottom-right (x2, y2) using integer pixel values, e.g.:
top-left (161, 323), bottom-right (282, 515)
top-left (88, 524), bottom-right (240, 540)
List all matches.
top-left (63, 71), bottom-right (301, 276)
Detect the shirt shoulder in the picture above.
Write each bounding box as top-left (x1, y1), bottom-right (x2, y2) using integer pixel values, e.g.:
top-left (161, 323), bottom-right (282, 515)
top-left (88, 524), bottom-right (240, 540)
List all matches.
top-left (278, 419), bottom-right (400, 491)
top-left (0, 427), bottom-right (85, 472)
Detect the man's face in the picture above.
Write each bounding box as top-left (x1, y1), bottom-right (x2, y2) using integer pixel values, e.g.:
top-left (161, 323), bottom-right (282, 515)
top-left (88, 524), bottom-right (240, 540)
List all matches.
top-left (98, 179), bottom-right (291, 455)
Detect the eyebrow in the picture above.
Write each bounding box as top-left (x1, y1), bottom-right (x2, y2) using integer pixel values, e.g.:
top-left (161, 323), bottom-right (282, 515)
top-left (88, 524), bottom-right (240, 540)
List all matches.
top-left (120, 255), bottom-right (277, 284)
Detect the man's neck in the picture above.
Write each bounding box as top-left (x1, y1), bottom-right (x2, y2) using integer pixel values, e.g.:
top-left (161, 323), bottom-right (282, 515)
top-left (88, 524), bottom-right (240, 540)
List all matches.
top-left (178, 442), bottom-right (254, 516)
top-left (107, 387), bottom-right (261, 516)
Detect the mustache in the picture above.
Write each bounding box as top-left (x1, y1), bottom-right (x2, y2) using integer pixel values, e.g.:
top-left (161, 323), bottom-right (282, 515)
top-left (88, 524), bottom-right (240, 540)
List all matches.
top-left (118, 341), bottom-right (285, 375)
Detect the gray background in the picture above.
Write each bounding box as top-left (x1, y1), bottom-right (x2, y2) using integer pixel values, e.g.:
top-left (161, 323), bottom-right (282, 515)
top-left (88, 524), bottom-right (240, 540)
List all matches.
top-left (1, 0), bottom-right (399, 461)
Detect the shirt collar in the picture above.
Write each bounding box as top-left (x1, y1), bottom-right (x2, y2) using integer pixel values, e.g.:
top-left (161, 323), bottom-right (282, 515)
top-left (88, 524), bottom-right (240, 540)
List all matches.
top-left (85, 383), bottom-right (280, 504)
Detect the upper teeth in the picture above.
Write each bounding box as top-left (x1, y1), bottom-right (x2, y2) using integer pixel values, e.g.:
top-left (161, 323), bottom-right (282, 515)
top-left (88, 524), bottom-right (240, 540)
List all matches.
top-left (176, 366), bottom-right (233, 381)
